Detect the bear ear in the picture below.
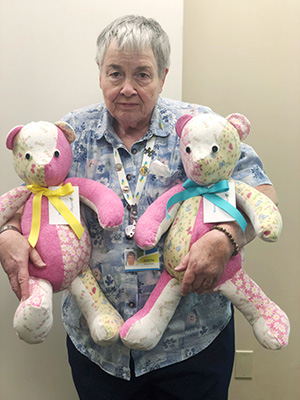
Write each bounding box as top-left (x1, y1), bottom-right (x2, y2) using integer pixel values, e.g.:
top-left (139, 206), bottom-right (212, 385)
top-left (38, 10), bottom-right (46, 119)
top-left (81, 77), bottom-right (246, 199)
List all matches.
top-left (55, 121), bottom-right (75, 144)
top-left (226, 113), bottom-right (251, 141)
top-left (6, 125), bottom-right (24, 150)
top-left (175, 114), bottom-right (193, 138)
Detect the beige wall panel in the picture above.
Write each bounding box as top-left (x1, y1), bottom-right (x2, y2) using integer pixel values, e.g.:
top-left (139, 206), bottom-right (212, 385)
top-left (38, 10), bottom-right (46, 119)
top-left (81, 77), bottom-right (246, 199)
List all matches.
top-left (183, 1), bottom-right (299, 399)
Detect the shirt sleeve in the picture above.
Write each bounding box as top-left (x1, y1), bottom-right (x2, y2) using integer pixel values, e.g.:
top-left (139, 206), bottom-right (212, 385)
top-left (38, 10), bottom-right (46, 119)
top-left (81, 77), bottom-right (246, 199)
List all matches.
top-left (232, 143), bottom-right (272, 187)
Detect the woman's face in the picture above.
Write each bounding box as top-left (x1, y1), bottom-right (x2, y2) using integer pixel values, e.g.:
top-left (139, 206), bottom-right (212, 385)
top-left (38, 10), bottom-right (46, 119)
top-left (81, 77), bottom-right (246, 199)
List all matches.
top-left (100, 41), bottom-right (168, 131)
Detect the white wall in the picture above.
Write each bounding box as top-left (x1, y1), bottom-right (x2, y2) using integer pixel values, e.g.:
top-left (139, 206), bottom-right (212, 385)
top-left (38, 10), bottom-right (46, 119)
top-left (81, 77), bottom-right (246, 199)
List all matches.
top-left (0, 1), bottom-right (183, 399)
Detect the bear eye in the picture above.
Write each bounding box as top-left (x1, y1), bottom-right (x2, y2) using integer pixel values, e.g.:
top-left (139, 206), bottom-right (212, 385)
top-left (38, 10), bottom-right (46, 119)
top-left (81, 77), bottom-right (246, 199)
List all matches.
top-left (25, 152), bottom-right (31, 160)
top-left (186, 146), bottom-right (191, 154)
top-left (212, 145), bottom-right (219, 153)
top-left (54, 150), bottom-right (60, 158)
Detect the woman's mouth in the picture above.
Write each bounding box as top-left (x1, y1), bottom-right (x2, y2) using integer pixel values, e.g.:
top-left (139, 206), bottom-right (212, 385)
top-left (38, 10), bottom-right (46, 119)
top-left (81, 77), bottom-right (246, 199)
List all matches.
top-left (117, 102), bottom-right (139, 109)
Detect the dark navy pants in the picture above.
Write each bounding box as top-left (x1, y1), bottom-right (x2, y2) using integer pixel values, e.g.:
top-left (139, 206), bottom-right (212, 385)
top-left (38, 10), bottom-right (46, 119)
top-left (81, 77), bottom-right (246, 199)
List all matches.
top-left (67, 315), bottom-right (235, 400)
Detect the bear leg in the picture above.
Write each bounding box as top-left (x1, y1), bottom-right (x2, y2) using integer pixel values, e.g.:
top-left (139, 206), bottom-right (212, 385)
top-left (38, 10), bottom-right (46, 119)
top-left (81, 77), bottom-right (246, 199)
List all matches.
top-left (13, 277), bottom-right (53, 344)
top-left (215, 269), bottom-right (290, 349)
top-left (69, 269), bottom-right (124, 346)
top-left (120, 270), bottom-right (182, 351)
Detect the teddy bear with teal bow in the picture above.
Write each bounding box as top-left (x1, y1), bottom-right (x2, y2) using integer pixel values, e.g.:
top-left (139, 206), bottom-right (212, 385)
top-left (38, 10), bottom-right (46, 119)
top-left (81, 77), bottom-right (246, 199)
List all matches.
top-left (119, 112), bottom-right (290, 351)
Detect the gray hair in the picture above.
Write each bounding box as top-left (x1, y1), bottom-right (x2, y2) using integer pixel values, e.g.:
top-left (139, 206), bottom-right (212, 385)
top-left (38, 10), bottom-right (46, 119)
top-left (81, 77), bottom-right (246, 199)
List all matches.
top-left (95, 15), bottom-right (171, 79)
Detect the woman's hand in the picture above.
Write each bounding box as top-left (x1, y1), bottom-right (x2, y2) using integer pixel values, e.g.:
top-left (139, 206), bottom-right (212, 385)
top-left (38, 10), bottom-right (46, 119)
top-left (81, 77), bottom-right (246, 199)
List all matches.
top-left (175, 228), bottom-right (233, 295)
top-left (0, 230), bottom-right (45, 301)
top-left (175, 184), bottom-right (277, 296)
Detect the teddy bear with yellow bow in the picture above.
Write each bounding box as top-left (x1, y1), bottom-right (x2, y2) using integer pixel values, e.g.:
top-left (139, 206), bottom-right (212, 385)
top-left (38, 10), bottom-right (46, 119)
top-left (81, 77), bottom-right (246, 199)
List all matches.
top-left (0, 121), bottom-right (124, 345)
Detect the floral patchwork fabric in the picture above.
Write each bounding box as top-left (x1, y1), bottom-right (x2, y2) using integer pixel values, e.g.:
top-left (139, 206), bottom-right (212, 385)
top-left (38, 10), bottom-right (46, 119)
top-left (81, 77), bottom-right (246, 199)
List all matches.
top-left (12, 121), bottom-right (59, 186)
top-left (57, 225), bottom-right (91, 289)
top-left (61, 97), bottom-right (271, 380)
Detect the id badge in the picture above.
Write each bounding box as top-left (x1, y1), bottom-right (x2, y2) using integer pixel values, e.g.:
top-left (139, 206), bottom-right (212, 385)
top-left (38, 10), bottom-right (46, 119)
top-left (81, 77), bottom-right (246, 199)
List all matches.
top-left (124, 247), bottom-right (160, 272)
top-left (48, 186), bottom-right (81, 225)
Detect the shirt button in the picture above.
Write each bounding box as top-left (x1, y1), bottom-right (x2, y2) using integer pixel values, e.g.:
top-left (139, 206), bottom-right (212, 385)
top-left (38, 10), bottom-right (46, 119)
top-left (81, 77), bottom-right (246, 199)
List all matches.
top-left (128, 302), bottom-right (135, 308)
top-left (126, 174), bottom-right (132, 181)
top-left (115, 163), bottom-right (122, 171)
top-left (131, 148), bottom-right (137, 155)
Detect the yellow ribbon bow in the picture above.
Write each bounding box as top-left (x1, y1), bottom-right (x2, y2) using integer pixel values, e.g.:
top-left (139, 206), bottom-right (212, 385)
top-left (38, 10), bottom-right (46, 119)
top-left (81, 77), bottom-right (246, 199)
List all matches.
top-left (26, 183), bottom-right (84, 248)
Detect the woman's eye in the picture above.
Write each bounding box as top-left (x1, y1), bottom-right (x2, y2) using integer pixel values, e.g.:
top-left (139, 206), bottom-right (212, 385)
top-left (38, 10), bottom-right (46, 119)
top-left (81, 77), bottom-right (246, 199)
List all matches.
top-left (212, 145), bottom-right (219, 153)
top-left (109, 71), bottom-right (121, 79)
top-left (136, 72), bottom-right (151, 81)
top-left (186, 146), bottom-right (191, 154)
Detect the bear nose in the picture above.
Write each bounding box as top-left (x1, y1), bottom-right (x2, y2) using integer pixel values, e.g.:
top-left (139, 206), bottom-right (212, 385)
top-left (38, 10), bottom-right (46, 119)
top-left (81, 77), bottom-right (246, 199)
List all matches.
top-left (31, 150), bottom-right (54, 165)
top-left (194, 149), bottom-right (210, 162)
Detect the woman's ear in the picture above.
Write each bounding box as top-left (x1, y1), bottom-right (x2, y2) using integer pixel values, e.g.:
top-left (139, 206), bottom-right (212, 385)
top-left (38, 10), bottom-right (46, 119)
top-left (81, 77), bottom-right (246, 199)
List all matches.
top-left (159, 69), bottom-right (169, 93)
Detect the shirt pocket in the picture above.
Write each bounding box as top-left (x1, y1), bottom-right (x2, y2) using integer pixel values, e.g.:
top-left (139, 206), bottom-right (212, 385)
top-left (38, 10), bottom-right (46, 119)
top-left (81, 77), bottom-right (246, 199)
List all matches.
top-left (145, 168), bottom-right (184, 205)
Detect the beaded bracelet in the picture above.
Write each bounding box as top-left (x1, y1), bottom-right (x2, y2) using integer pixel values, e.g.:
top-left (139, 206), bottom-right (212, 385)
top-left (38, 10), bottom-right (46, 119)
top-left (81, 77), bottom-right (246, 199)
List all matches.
top-left (210, 225), bottom-right (239, 257)
top-left (0, 225), bottom-right (21, 235)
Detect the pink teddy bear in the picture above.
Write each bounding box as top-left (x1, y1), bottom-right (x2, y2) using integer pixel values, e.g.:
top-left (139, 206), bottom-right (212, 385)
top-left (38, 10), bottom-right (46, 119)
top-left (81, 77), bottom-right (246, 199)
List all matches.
top-left (120, 113), bottom-right (290, 351)
top-left (0, 121), bottom-right (124, 345)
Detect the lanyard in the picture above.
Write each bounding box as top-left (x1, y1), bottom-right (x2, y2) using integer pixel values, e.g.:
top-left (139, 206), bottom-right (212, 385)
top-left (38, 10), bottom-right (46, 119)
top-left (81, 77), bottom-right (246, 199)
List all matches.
top-left (114, 136), bottom-right (156, 239)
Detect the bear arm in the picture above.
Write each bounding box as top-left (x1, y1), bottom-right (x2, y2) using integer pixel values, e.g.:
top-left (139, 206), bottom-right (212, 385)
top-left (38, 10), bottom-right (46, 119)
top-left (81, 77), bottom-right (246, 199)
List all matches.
top-left (134, 184), bottom-right (184, 249)
top-left (234, 180), bottom-right (282, 242)
top-left (0, 186), bottom-right (30, 227)
top-left (65, 177), bottom-right (124, 230)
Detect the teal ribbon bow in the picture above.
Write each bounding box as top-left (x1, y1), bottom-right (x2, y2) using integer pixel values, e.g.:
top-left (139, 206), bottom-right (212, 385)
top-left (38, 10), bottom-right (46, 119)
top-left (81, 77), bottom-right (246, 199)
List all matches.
top-left (166, 179), bottom-right (247, 232)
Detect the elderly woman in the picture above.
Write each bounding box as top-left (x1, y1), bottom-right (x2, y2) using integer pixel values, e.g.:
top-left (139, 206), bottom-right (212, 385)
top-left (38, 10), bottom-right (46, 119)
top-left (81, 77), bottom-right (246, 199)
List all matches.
top-left (0, 15), bottom-right (276, 400)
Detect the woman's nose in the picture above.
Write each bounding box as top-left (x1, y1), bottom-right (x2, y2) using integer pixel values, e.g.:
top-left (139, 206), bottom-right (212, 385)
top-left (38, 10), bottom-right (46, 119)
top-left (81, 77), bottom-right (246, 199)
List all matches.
top-left (120, 79), bottom-right (137, 96)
